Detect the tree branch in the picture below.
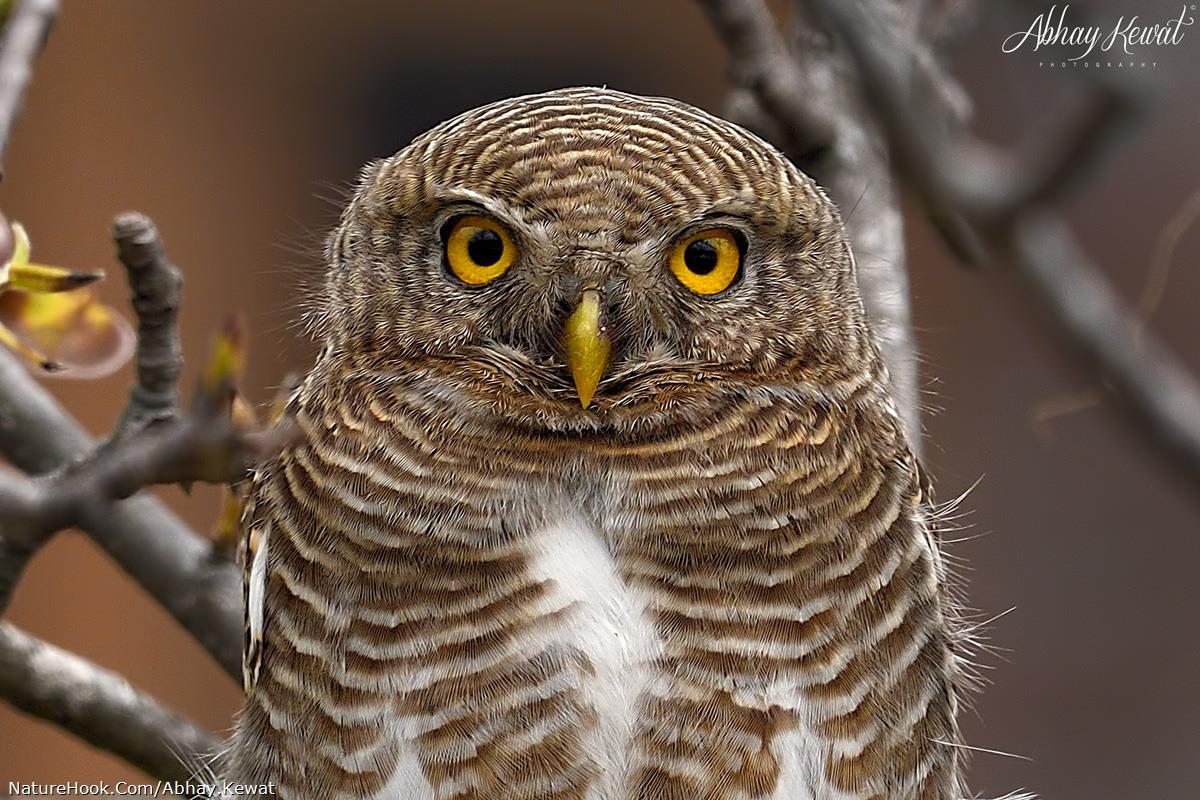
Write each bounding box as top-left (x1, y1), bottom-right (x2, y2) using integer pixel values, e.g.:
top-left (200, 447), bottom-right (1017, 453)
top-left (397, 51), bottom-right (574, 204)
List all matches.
top-left (0, 0), bottom-right (56, 176)
top-left (806, 0), bottom-right (1200, 497)
top-left (0, 210), bottom-right (268, 679)
top-left (0, 1), bottom-right (242, 779)
top-left (0, 347), bottom-right (245, 679)
top-left (0, 622), bottom-right (219, 781)
top-left (697, 0), bottom-right (934, 450)
top-left (111, 212), bottom-right (184, 436)
top-left (4, 389), bottom-right (293, 537)
top-left (696, 0), bottom-right (834, 162)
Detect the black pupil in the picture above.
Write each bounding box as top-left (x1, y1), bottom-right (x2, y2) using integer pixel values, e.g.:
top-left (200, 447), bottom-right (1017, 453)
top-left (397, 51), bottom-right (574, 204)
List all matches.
top-left (467, 229), bottom-right (504, 267)
top-left (683, 239), bottom-right (720, 274)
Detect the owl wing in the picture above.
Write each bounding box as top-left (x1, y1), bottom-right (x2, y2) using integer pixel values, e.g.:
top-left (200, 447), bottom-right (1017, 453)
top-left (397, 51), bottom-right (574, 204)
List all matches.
top-left (238, 472), bottom-right (271, 694)
top-left (238, 380), bottom-right (303, 695)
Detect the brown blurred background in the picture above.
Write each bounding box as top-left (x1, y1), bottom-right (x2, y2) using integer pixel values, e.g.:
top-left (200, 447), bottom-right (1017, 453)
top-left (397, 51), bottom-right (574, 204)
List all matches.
top-left (0, 2), bottom-right (1196, 798)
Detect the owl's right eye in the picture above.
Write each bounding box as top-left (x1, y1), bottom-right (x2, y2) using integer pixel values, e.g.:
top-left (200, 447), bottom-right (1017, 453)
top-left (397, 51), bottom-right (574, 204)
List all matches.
top-left (444, 215), bottom-right (518, 286)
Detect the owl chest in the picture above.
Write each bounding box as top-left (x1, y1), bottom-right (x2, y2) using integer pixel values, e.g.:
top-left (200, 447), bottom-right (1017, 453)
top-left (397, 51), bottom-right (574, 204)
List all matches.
top-left (257, 426), bottom-right (905, 798)
top-left (263, 449), bottom-right (662, 793)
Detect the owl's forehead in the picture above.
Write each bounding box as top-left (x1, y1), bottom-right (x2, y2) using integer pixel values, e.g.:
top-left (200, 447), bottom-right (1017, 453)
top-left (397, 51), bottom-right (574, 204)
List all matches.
top-left (383, 88), bottom-right (815, 245)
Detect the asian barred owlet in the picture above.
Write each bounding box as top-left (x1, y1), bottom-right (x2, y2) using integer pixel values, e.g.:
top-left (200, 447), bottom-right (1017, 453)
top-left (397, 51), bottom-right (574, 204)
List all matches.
top-left (223, 87), bottom-right (969, 799)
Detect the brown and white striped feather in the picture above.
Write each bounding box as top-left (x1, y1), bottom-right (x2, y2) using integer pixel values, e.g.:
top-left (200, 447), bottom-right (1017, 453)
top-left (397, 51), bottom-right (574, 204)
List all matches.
top-left (225, 361), bottom-right (962, 800)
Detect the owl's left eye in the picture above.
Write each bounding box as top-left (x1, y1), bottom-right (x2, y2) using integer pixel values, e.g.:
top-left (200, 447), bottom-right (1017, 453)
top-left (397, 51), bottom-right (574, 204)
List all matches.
top-left (444, 215), bottom-right (519, 285)
top-left (668, 227), bottom-right (743, 296)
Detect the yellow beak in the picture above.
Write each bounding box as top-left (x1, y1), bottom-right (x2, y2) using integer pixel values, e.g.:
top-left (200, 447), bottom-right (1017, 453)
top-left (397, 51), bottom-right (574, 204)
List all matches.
top-left (563, 289), bottom-right (611, 408)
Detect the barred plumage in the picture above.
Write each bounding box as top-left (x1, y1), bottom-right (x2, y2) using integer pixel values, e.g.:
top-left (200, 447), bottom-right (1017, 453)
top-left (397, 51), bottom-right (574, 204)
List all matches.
top-left (222, 87), bottom-right (967, 799)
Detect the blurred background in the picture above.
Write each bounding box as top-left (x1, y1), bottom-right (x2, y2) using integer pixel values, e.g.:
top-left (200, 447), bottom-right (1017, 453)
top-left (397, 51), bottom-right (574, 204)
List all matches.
top-left (0, 2), bottom-right (1196, 798)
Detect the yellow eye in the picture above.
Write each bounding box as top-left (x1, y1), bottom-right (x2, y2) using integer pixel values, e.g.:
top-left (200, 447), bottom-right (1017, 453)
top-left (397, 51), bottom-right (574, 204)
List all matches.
top-left (445, 215), bottom-right (518, 285)
top-left (668, 228), bottom-right (742, 295)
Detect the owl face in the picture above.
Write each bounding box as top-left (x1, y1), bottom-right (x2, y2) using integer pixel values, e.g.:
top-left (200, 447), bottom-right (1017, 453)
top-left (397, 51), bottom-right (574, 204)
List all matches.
top-left (317, 88), bottom-right (869, 431)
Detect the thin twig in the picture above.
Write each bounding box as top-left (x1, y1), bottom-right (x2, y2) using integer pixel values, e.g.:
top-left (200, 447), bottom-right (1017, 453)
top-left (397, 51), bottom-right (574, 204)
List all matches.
top-left (0, 0), bottom-right (57, 177)
top-left (1139, 187), bottom-right (1200, 327)
top-left (0, 622), bottom-right (219, 781)
top-left (5, 395), bottom-right (295, 536)
top-left (112, 212), bottom-right (184, 436)
top-left (1011, 215), bottom-right (1200, 484)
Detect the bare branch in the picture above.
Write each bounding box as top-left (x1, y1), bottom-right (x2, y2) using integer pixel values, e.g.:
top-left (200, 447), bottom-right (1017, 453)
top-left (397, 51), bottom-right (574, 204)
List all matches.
top-left (0, 472), bottom-right (41, 607)
top-left (696, 0), bottom-right (834, 161)
top-left (0, 347), bottom-right (245, 677)
top-left (698, 0), bottom-right (934, 449)
top-left (806, 0), bottom-right (1200, 496)
top-left (0, 209), bottom-right (305, 679)
top-left (0, 211), bottom-right (271, 678)
top-left (0, 622), bottom-right (219, 781)
top-left (995, 88), bottom-right (1132, 216)
top-left (0, 344), bottom-right (89, 615)
top-left (1009, 215), bottom-right (1200, 482)
top-left (0, 0), bottom-right (56, 175)
top-left (0, 212), bottom-right (246, 678)
top-left (8, 398), bottom-right (295, 536)
top-left (112, 212), bottom-right (184, 436)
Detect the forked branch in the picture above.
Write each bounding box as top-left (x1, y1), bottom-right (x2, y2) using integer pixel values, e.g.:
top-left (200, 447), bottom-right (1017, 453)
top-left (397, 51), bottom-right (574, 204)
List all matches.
top-left (805, 0), bottom-right (1200, 496)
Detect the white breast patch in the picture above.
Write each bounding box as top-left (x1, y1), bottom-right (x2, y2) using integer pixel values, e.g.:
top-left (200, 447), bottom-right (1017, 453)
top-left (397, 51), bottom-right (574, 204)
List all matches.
top-left (526, 513), bottom-right (661, 798)
top-left (367, 513), bottom-right (659, 800)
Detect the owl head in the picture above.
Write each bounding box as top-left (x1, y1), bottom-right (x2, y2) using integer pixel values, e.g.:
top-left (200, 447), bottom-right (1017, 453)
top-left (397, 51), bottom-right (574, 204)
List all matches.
top-left (313, 88), bottom-right (873, 433)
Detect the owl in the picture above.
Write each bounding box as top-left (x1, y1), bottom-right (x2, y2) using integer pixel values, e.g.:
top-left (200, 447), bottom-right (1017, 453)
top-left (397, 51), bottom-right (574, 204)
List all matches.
top-left (222, 87), bottom-right (967, 800)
